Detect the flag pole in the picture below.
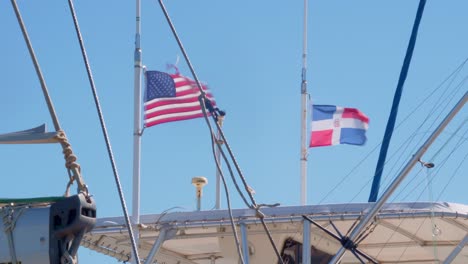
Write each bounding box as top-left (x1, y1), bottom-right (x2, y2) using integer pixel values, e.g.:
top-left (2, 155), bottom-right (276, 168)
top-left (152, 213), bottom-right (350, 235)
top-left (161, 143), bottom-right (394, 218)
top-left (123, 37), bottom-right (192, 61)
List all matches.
top-left (215, 116), bottom-right (225, 209)
top-left (300, 0), bottom-right (309, 205)
top-left (131, 0), bottom-right (142, 261)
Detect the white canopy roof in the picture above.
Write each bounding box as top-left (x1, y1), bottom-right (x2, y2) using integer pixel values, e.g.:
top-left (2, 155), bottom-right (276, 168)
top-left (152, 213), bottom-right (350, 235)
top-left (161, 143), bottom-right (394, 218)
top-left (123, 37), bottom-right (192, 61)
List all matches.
top-left (82, 202), bottom-right (468, 263)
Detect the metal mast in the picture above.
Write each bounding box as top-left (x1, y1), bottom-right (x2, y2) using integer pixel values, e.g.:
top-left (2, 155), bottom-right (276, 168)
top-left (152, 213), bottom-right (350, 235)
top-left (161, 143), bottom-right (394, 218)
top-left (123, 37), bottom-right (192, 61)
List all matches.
top-left (132, 0), bottom-right (142, 261)
top-left (300, 0), bottom-right (309, 205)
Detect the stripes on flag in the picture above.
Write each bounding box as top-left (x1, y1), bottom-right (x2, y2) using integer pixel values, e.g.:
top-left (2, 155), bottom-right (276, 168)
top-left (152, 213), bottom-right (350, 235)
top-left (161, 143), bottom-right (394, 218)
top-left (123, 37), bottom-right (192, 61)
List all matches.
top-left (309, 105), bottom-right (369, 147)
top-left (144, 71), bottom-right (216, 127)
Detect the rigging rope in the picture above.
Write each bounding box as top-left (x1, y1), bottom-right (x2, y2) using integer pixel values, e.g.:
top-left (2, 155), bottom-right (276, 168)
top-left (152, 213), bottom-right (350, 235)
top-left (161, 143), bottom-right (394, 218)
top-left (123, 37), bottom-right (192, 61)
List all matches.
top-left (214, 130), bottom-right (251, 208)
top-left (204, 110), bottom-right (284, 262)
top-left (399, 76), bottom-right (468, 169)
top-left (423, 166), bottom-right (440, 261)
top-left (427, 104), bottom-right (468, 161)
top-left (10, 0), bottom-right (61, 132)
top-left (10, 0), bottom-right (88, 197)
top-left (151, 0), bottom-right (247, 261)
top-left (206, 99), bottom-right (286, 261)
top-left (436, 149), bottom-right (468, 201)
top-left (379, 70), bottom-right (468, 202)
top-left (1, 205), bottom-right (25, 264)
top-left (381, 58), bottom-right (468, 185)
top-left (319, 57), bottom-right (468, 206)
top-left (65, 0), bottom-right (141, 263)
top-left (394, 124), bottom-right (466, 202)
top-left (390, 99), bottom-right (467, 202)
top-left (157, 1), bottom-right (284, 262)
top-left (384, 61), bottom-right (468, 195)
top-left (375, 128), bottom-right (467, 260)
top-left (56, 131), bottom-right (88, 196)
top-left (210, 134), bottom-right (245, 263)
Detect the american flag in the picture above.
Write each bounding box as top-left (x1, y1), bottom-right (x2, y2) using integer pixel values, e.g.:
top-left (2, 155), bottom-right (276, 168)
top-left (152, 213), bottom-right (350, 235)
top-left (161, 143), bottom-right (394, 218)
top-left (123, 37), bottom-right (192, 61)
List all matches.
top-left (144, 71), bottom-right (216, 127)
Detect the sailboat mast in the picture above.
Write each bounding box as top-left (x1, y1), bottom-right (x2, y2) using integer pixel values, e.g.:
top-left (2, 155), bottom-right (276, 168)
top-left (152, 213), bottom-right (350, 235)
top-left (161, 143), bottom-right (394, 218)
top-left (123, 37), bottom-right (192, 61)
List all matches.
top-left (132, 0), bottom-right (142, 258)
top-left (300, 0), bottom-right (309, 205)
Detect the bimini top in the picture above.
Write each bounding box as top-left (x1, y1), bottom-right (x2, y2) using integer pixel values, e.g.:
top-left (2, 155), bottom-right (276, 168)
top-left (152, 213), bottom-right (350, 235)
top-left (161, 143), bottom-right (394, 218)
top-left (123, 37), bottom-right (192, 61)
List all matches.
top-left (83, 202), bottom-right (468, 264)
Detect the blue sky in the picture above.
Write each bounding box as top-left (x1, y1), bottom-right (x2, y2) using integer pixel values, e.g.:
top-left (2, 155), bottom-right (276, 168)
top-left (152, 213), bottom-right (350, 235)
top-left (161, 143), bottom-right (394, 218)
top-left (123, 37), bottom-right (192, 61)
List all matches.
top-left (1, 1), bottom-right (467, 263)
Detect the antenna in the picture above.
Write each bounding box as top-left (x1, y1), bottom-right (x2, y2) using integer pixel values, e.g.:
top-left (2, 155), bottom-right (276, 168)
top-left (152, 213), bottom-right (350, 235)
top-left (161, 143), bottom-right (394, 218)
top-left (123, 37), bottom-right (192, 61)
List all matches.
top-left (300, 0), bottom-right (309, 205)
top-left (192, 177), bottom-right (208, 211)
top-left (131, 0), bottom-right (143, 263)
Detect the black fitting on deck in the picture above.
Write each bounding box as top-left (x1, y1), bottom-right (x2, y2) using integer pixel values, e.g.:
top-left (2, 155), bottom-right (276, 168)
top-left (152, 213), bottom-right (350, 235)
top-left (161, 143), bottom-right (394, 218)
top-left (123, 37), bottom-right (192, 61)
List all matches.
top-left (341, 236), bottom-right (357, 250)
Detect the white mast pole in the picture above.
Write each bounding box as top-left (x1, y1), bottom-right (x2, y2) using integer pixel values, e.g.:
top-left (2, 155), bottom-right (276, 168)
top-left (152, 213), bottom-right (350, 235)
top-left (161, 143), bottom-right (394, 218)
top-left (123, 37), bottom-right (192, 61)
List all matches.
top-left (215, 116), bottom-right (224, 209)
top-left (132, 0), bottom-right (142, 260)
top-left (300, 0), bottom-right (309, 205)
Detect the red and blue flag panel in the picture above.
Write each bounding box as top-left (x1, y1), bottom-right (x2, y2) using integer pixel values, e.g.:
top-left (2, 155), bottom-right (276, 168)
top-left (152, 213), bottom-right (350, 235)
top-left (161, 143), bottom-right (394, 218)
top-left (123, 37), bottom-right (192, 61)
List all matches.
top-left (310, 105), bottom-right (369, 147)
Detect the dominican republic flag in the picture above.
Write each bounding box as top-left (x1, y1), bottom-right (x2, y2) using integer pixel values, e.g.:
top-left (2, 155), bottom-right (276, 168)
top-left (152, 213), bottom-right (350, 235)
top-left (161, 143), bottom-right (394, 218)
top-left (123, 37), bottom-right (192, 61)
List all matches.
top-left (310, 105), bottom-right (369, 147)
top-left (144, 71), bottom-right (216, 127)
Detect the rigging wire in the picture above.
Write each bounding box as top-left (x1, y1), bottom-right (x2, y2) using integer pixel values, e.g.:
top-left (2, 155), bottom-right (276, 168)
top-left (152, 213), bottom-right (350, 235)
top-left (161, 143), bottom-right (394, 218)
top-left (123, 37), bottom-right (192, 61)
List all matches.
top-left (389, 167), bottom-right (424, 202)
top-left (345, 136), bottom-right (416, 206)
top-left (381, 132), bottom-right (432, 201)
top-left (374, 166), bottom-right (441, 260)
top-left (210, 113), bottom-right (285, 261)
top-left (374, 61), bottom-right (468, 192)
top-left (388, 119), bottom-right (466, 202)
top-left (423, 166), bottom-right (440, 261)
top-left (427, 108), bottom-right (467, 162)
top-left (382, 59), bottom-right (468, 188)
top-left (201, 83), bottom-right (284, 263)
top-left (9, 0), bottom-right (61, 132)
top-left (214, 133), bottom-right (252, 208)
top-left (378, 76), bottom-right (467, 201)
top-left (65, 0), bottom-right (141, 263)
top-left (317, 143), bottom-right (380, 205)
top-left (320, 72), bottom-right (466, 259)
top-left (155, 1), bottom-right (245, 262)
top-left (436, 148), bottom-right (468, 201)
top-left (394, 203), bottom-right (437, 263)
top-left (374, 127), bottom-right (467, 260)
top-left (328, 103), bottom-right (461, 262)
top-left (394, 128), bottom-right (468, 201)
top-left (209, 132), bottom-right (245, 263)
top-left (426, 110), bottom-right (467, 204)
top-left (156, 1), bottom-right (285, 262)
top-left (388, 98), bottom-right (467, 202)
top-left (392, 76), bottom-right (468, 170)
top-left (371, 168), bottom-right (423, 261)
top-left (394, 125), bottom-right (466, 202)
top-left (317, 57), bottom-right (468, 205)
top-left (10, 0), bottom-right (88, 196)
top-left (341, 127), bottom-right (425, 207)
